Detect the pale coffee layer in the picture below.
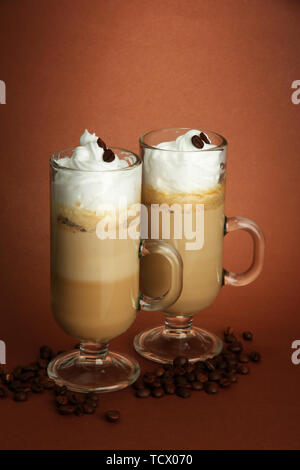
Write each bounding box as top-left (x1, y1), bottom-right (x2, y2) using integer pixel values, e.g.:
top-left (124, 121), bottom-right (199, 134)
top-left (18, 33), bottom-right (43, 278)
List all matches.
top-left (52, 274), bottom-right (138, 341)
top-left (140, 184), bottom-right (225, 315)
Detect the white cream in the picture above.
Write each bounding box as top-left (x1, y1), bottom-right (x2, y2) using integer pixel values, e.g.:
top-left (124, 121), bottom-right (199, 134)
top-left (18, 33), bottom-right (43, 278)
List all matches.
top-left (53, 130), bottom-right (141, 211)
top-left (143, 129), bottom-right (225, 193)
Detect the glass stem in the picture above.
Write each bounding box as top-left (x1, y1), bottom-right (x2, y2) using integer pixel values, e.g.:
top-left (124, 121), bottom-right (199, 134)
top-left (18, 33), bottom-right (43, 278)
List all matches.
top-left (163, 315), bottom-right (193, 338)
top-left (79, 341), bottom-right (109, 364)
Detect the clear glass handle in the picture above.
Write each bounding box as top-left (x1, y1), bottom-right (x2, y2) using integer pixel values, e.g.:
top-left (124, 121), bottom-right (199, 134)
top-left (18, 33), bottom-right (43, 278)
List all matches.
top-left (139, 239), bottom-right (183, 311)
top-left (224, 216), bottom-right (265, 286)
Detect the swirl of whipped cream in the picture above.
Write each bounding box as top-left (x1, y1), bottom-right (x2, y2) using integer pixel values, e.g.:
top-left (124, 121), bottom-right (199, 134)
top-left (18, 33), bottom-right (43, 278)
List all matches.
top-left (143, 129), bottom-right (225, 193)
top-left (53, 130), bottom-right (141, 211)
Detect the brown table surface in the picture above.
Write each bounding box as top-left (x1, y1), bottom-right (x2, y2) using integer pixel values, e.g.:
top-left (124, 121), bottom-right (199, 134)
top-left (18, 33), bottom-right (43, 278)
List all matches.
top-left (0, 0), bottom-right (299, 450)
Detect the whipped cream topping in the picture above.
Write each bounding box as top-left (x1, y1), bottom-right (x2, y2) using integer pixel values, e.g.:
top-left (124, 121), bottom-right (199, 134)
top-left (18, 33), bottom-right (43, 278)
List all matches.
top-left (52, 130), bottom-right (141, 211)
top-left (143, 129), bottom-right (225, 193)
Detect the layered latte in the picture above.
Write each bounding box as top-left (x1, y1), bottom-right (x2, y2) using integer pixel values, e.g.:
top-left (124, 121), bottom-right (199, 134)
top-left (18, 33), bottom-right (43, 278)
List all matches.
top-left (140, 129), bottom-right (226, 315)
top-left (50, 131), bottom-right (142, 341)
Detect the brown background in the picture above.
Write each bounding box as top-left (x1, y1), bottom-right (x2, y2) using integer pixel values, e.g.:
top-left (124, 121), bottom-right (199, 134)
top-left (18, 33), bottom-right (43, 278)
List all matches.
top-left (0, 0), bottom-right (299, 450)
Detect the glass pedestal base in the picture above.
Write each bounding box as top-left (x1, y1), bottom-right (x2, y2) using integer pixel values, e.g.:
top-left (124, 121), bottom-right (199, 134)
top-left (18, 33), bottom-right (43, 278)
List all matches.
top-left (134, 324), bottom-right (223, 364)
top-left (47, 348), bottom-right (140, 393)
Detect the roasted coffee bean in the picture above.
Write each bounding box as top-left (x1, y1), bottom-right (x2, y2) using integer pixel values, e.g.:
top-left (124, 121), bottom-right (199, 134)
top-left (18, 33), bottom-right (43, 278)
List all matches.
top-left (40, 378), bottom-right (55, 390)
top-left (68, 393), bottom-right (84, 405)
top-left (164, 383), bottom-right (176, 395)
top-left (37, 359), bottom-right (48, 369)
top-left (85, 399), bottom-right (98, 409)
top-left (39, 346), bottom-right (52, 360)
top-left (226, 357), bottom-right (238, 367)
top-left (37, 369), bottom-right (47, 377)
top-left (242, 331), bottom-right (253, 341)
top-left (191, 135), bottom-right (204, 149)
top-left (151, 379), bottom-right (162, 389)
top-left (208, 370), bottom-right (222, 382)
top-left (196, 372), bottom-right (209, 383)
top-left (237, 365), bottom-right (249, 375)
top-left (155, 367), bottom-right (165, 377)
top-left (86, 392), bottom-right (99, 402)
top-left (55, 385), bottom-right (68, 396)
top-left (20, 371), bottom-right (35, 382)
top-left (83, 402), bottom-right (95, 414)
top-left (56, 395), bottom-right (68, 407)
top-left (23, 363), bottom-right (39, 372)
top-left (224, 326), bottom-right (234, 336)
top-left (204, 381), bottom-right (219, 395)
top-left (176, 386), bottom-right (191, 398)
top-left (31, 383), bottom-right (43, 393)
top-left (143, 372), bottom-right (156, 385)
top-left (173, 367), bottom-right (186, 376)
top-left (13, 391), bottom-right (28, 402)
top-left (163, 364), bottom-right (172, 371)
top-left (185, 372), bottom-right (196, 383)
top-left (9, 380), bottom-right (22, 392)
top-left (151, 387), bottom-right (164, 398)
top-left (225, 372), bottom-right (238, 383)
top-left (200, 132), bottom-right (210, 144)
top-left (103, 149), bottom-right (115, 163)
top-left (13, 366), bottom-right (23, 378)
top-left (97, 137), bottom-right (107, 149)
top-left (58, 405), bottom-right (75, 415)
top-left (249, 351), bottom-right (261, 363)
top-left (226, 366), bottom-right (238, 374)
top-left (132, 379), bottom-right (145, 390)
top-left (238, 353), bottom-right (249, 363)
top-left (173, 356), bottom-right (188, 368)
top-left (0, 387), bottom-right (7, 399)
top-left (163, 369), bottom-right (174, 379)
top-left (218, 361), bottom-right (228, 370)
top-left (204, 359), bottom-right (215, 372)
top-left (191, 381), bottom-right (204, 391)
top-left (135, 387), bottom-right (151, 398)
top-left (219, 377), bottom-right (231, 388)
top-left (174, 376), bottom-right (188, 386)
top-left (228, 342), bottom-right (243, 354)
top-left (2, 373), bottom-right (14, 385)
top-left (19, 384), bottom-right (31, 393)
top-left (224, 334), bottom-right (237, 344)
top-left (185, 363), bottom-right (195, 373)
top-left (105, 410), bottom-right (120, 423)
top-left (74, 405), bottom-right (84, 417)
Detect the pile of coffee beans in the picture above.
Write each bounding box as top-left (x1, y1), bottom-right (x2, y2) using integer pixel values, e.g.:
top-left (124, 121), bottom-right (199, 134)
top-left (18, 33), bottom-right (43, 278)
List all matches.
top-left (0, 328), bottom-right (261, 421)
top-left (132, 328), bottom-right (261, 399)
top-left (0, 345), bottom-right (119, 422)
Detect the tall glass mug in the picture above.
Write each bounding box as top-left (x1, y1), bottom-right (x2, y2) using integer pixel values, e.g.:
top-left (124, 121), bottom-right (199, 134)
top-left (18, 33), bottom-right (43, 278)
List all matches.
top-left (135, 128), bottom-right (265, 364)
top-left (48, 147), bottom-right (182, 392)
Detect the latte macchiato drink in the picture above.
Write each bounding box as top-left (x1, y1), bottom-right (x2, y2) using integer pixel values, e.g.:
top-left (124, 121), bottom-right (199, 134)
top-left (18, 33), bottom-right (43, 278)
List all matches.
top-left (51, 130), bottom-right (142, 342)
top-left (140, 129), bottom-right (226, 315)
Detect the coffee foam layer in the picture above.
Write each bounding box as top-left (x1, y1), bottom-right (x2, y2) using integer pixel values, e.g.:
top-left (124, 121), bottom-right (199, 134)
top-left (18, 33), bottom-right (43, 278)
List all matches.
top-left (143, 129), bottom-right (225, 194)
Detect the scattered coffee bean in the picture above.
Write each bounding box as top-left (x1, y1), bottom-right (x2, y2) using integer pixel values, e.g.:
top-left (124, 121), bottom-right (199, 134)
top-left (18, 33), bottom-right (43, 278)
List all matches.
top-left (208, 370), bottom-right (222, 382)
top-left (56, 395), bottom-right (68, 407)
top-left (224, 326), bottom-right (234, 336)
top-left (249, 351), bottom-right (261, 363)
top-left (196, 372), bottom-right (209, 383)
top-left (103, 148), bottom-right (115, 162)
top-left (83, 402), bottom-right (95, 414)
top-left (204, 381), bottom-right (219, 395)
top-left (74, 405), bottom-right (84, 417)
top-left (175, 376), bottom-right (188, 386)
top-left (151, 387), bottom-right (165, 398)
top-left (191, 381), bottom-right (204, 391)
top-left (173, 356), bottom-right (188, 368)
top-left (228, 342), bottom-right (243, 354)
top-left (237, 365), bottom-right (250, 375)
top-left (143, 372), bottom-right (156, 385)
top-left (37, 359), bottom-right (48, 369)
top-left (58, 405), bottom-right (75, 416)
top-left (238, 353), bottom-right (249, 363)
top-left (243, 331), bottom-right (253, 341)
top-left (164, 383), bottom-right (176, 394)
top-left (135, 387), bottom-right (151, 398)
top-left (97, 137), bottom-right (107, 149)
top-left (55, 385), bottom-right (67, 396)
top-left (86, 392), bottom-right (99, 403)
top-left (105, 410), bottom-right (120, 423)
top-left (0, 387), bottom-right (7, 399)
top-left (155, 367), bottom-right (165, 377)
top-left (176, 386), bottom-right (191, 398)
top-left (226, 372), bottom-right (238, 383)
top-left (31, 383), bottom-right (43, 393)
top-left (85, 399), bottom-right (98, 409)
top-left (204, 359), bottom-right (215, 372)
top-left (224, 334), bottom-right (237, 344)
top-left (185, 372), bottom-right (196, 383)
top-left (219, 377), bottom-right (231, 388)
top-left (13, 391), bottom-right (27, 402)
top-left (191, 135), bottom-right (204, 149)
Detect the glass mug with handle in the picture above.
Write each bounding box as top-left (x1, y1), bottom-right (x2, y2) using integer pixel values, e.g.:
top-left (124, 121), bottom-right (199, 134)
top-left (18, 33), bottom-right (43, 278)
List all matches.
top-left (48, 142), bottom-right (182, 392)
top-left (135, 127), bottom-right (265, 364)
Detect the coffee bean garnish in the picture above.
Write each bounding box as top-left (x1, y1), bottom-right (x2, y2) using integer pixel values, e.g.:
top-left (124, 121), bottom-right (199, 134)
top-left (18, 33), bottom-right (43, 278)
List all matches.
top-left (105, 410), bottom-right (120, 423)
top-left (103, 148), bottom-right (115, 163)
top-left (164, 383), bottom-right (176, 394)
top-left (224, 334), bottom-right (237, 344)
top-left (83, 402), bottom-right (95, 414)
top-left (56, 395), bottom-right (68, 407)
top-left (237, 365), bottom-right (250, 375)
top-left (191, 135), bottom-right (204, 149)
top-left (238, 353), bottom-right (249, 364)
top-left (228, 342), bottom-right (243, 354)
top-left (200, 131), bottom-right (211, 144)
top-left (219, 377), bottom-right (231, 388)
top-left (151, 387), bottom-right (165, 398)
top-left (242, 331), bottom-right (253, 341)
top-left (191, 381), bottom-right (204, 391)
top-left (97, 137), bottom-right (107, 149)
